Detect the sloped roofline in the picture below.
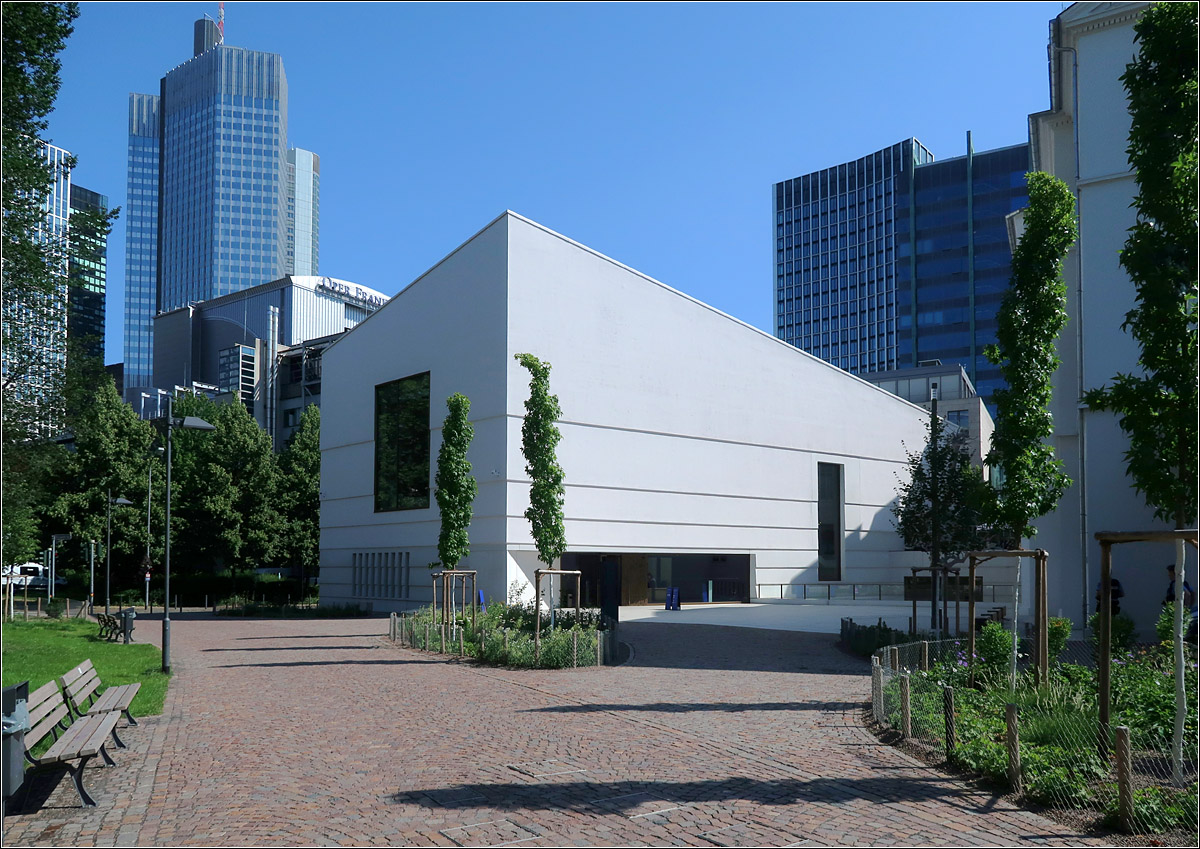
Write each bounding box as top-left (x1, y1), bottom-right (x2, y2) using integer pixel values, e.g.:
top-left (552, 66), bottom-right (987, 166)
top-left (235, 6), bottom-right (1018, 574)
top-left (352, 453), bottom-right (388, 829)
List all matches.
top-left (325, 210), bottom-right (931, 417)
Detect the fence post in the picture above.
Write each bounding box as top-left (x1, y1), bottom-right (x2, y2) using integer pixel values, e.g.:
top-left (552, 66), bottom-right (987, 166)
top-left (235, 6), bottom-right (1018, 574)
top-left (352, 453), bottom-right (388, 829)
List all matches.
top-left (504, 628), bottom-right (510, 661)
top-left (1006, 703), bottom-right (1022, 794)
top-left (1115, 725), bottom-right (1133, 833)
top-left (871, 656), bottom-right (883, 725)
top-left (943, 686), bottom-right (957, 756)
top-left (900, 674), bottom-right (912, 738)
top-left (572, 629), bottom-right (578, 668)
top-left (459, 627), bottom-right (464, 656)
top-left (596, 630), bottom-right (602, 667)
top-left (920, 641), bottom-right (929, 671)
top-left (425, 621), bottom-right (430, 651)
top-left (889, 646), bottom-right (900, 673)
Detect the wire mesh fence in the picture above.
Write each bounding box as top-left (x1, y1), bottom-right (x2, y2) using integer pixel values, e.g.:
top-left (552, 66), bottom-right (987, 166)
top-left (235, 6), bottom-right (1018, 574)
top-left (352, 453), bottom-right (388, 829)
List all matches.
top-left (872, 637), bottom-right (1199, 843)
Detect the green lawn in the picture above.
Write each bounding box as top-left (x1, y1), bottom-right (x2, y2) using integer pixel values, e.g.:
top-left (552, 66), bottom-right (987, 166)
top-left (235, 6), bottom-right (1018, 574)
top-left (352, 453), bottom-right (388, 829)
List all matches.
top-left (2, 618), bottom-right (169, 717)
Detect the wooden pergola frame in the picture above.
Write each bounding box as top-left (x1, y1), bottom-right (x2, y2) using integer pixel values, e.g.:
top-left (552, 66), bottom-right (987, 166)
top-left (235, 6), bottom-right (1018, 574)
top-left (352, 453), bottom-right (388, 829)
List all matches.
top-left (1094, 529), bottom-right (1198, 757)
top-left (533, 568), bottom-right (581, 662)
top-left (966, 549), bottom-right (1050, 685)
top-left (431, 570), bottom-right (477, 644)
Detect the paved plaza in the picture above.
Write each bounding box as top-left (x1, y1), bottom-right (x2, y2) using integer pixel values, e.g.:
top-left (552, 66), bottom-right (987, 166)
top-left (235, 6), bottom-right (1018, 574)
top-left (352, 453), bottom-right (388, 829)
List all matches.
top-left (3, 611), bottom-right (1111, 847)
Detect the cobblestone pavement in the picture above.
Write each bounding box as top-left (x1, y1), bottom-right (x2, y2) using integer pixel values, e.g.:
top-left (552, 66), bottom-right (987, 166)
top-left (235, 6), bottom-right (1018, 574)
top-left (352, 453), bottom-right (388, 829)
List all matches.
top-left (3, 615), bottom-right (1112, 847)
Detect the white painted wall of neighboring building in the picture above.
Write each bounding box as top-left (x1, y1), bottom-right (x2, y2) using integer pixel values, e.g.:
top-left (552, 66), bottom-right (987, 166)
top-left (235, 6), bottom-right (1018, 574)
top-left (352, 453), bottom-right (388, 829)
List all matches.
top-left (1030, 1), bottom-right (1193, 634)
top-left (320, 212), bottom-right (935, 612)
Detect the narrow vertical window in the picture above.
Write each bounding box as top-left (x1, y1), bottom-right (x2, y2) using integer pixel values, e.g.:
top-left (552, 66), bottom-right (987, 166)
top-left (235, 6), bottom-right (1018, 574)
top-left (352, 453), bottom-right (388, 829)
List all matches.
top-left (374, 372), bottom-right (431, 512)
top-left (817, 462), bottom-right (843, 581)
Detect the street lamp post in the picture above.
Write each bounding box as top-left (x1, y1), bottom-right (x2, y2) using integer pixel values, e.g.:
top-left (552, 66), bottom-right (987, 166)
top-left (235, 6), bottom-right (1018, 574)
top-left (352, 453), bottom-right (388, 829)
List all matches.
top-left (50, 534), bottom-right (71, 602)
top-left (106, 491), bottom-right (134, 614)
top-left (162, 394), bottom-right (215, 674)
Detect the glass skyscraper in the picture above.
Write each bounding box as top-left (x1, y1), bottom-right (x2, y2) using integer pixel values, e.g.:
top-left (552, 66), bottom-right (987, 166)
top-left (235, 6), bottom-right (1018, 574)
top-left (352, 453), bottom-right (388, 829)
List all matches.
top-left (123, 20), bottom-right (318, 394)
top-left (67, 185), bottom-right (110, 361)
top-left (1, 141), bottom-right (72, 436)
top-left (286, 149), bottom-right (319, 276)
top-left (774, 135), bottom-right (1028, 408)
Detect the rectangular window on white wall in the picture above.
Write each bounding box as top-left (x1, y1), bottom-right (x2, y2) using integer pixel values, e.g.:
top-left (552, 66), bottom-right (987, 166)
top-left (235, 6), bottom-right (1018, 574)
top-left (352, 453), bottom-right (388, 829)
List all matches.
top-left (351, 550), bottom-right (411, 599)
top-left (817, 462), bottom-right (843, 581)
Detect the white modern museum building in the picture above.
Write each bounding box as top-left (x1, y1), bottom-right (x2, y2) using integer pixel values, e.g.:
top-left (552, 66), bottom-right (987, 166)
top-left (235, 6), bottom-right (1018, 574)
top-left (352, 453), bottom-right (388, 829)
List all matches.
top-left (319, 212), bottom-right (948, 612)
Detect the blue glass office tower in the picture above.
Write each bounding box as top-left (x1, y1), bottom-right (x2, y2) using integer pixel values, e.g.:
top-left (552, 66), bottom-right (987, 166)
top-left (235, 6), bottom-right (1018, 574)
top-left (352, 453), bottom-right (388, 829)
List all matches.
top-left (122, 94), bottom-right (160, 388)
top-left (895, 137), bottom-right (1029, 404)
top-left (774, 136), bottom-right (1028, 407)
top-left (123, 20), bottom-right (316, 395)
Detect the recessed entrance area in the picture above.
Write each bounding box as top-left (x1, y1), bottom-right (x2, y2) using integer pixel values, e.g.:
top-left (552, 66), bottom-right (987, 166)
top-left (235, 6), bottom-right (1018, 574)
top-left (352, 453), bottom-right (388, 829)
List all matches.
top-left (562, 553), bottom-right (751, 606)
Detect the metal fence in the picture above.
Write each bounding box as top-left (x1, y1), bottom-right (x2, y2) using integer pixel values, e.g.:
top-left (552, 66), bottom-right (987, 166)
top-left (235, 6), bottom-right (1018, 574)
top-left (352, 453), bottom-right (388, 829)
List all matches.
top-left (756, 582), bottom-right (1017, 604)
top-left (872, 637), bottom-right (1199, 842)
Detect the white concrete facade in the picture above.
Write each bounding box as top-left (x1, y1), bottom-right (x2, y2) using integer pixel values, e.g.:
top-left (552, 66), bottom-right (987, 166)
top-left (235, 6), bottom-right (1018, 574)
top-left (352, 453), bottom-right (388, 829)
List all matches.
top-left (319, 212), bottom-right (941, 612)
top-left (1029, 1), bottom-right (1194, 634)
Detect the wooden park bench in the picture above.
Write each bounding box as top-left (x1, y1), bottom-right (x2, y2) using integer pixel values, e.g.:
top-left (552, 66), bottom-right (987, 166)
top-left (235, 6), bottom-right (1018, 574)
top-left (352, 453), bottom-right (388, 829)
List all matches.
top-left (23, 679), bottom-right (122, 807)
top-left (96, 613), bottom-right (118, 641)
top-left (60, 659), bottom-right (141, 729)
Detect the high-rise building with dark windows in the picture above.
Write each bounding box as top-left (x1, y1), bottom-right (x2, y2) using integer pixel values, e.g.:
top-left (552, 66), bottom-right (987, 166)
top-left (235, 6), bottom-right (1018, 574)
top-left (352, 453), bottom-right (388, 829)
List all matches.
top-left (67, 185), bottom-right (110, 361)
top-left (774, 135), bottom-right (1028, 408)
top-left (123, 19), bottom-right (319, 396)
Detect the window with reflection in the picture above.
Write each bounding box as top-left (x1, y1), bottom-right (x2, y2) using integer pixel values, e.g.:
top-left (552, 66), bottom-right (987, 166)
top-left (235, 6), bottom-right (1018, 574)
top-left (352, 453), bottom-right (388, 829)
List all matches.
top-left (817, 462), bottom-right (843, 581)
top-left (374, 372), bottom-right (431, 512)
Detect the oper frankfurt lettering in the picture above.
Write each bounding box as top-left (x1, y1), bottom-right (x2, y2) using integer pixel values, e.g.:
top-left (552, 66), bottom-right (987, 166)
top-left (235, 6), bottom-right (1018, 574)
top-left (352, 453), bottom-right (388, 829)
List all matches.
top-left (317, 277), bottom-right (387, 309)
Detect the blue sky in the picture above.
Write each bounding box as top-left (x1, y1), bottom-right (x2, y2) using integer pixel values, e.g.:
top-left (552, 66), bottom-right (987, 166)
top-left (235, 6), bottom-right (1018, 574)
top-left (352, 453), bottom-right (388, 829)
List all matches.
top-left (47, 2), bottom-right (1069, 367)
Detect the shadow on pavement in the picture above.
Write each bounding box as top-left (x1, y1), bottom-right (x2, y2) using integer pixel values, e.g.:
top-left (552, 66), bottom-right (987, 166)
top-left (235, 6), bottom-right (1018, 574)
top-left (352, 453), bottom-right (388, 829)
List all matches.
top-left (522, 700), bottom-right (862, 714)
top-left (202, 644), bottom-right (380, 652)
top-left (214, 659), bottom-right (429, 668)
top-left (618, 622), bottom-right (867, 674)
top-left (388, 775), bottom-right (1056, 822)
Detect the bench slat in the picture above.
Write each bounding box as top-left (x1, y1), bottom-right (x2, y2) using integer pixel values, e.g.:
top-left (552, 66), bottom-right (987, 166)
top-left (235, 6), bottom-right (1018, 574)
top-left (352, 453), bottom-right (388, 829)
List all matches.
top-left (27, 703), bottom-right (70, 750)
top-left (28, 680), bottom-right (66, 729)
top-left (40, 714), bottom-right (98, 763)
top-left (90, 683), bottom-right (140, 715)
top-left (77, 712), bottom-right (121, 758)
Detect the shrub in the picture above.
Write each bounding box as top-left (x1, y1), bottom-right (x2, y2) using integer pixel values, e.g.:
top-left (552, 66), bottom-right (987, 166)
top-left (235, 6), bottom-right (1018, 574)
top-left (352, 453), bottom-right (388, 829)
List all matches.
top-left (1087, 611), bottom-right (1137, 653)
top-left (1047, 616), bottom-right (1072, 661)
top-left (976, 621), bottom-right (1013, 672)
top-left (1103, 784), bottom-right (1200, 833)
top-left (1022, 744), bottom-right (1099, 806)
top-left (840, 618), bottom-right (913, 657)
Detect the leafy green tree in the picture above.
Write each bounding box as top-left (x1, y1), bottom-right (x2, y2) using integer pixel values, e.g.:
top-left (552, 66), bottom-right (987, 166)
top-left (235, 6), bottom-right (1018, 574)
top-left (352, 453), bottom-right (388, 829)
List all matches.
top-left (277, 405), bottom-right (321, 586)
top-left (984, 172), bottom-right (1077, 546)
top-left (1083, 3), bottom-right (1197, 534)
top-left (1082, 1), bottom-right (1198, 788)
top-left (170, 394), bottom-right (280, 581)
top-left (434, 394), bottom-right (477, 570)
top-left (893, 411), bottom-right (999, 569)
top-left (514, 354), bottom-right (566, 567)
top-left (47, 375), bottom-right (158, 585)
top-left (1, 1), bottom-right (78, 564)
top-left (2, 2), bottom-right (116, 437)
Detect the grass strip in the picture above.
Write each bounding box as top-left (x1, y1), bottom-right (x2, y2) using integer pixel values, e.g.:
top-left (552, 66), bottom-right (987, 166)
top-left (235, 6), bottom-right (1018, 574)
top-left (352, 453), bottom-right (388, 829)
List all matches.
top-left (2, 618), bottom-right (169, 717)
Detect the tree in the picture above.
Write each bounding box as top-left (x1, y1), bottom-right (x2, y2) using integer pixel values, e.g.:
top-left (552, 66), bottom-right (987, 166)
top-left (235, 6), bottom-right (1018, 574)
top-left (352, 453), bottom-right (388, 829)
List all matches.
top-left (2, 1), bottom-right (79, 566)
top-left (47, 375), bottom-right (159, 586)
top-left (514, 354), bottom-right (567, 569)
top-left (1082, 1), bottom-right (1198, 786)
top-left (277, 405), bottom-right (321, 587)
top-left (893, 410), bottom-right (999, 570)
top-left (169, 394), bottom-right (280, 580)
top-left (434, 394), bottom-right (477, 571)
top-left (2, 2), bottom-right (116, 436)
top-left (983, 172), bottom-right (1077, 546)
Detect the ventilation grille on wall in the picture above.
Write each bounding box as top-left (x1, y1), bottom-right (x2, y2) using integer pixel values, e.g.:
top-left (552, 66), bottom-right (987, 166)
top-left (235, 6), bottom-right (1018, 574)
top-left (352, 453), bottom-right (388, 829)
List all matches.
top-left (351, 550), bottom-right (411, 599)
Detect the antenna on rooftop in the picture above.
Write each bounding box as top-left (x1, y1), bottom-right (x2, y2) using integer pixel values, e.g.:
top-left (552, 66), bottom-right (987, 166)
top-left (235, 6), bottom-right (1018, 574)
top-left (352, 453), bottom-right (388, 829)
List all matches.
top-left (217, 2), bottom-right (225, 44)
